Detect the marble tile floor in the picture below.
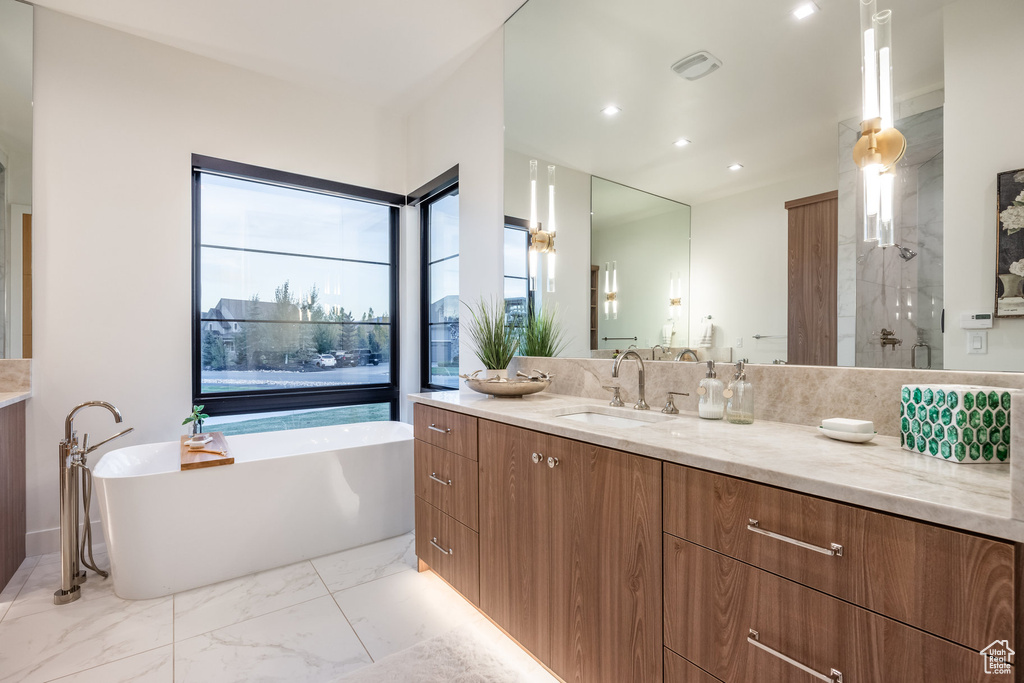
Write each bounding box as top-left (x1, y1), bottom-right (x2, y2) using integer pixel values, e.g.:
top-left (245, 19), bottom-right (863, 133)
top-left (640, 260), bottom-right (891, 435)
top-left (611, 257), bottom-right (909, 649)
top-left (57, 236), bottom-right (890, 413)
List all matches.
top-left (0, 534), bottom-right (557, 683)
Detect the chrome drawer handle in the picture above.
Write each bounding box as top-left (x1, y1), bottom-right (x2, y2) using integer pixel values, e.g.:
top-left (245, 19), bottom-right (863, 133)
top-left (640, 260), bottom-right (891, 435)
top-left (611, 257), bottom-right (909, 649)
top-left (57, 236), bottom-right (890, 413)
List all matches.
top-left (429, 473), bottom-right (452, 486)
top-left (547, 456), bottom-right (559, 468)
top-left (532, 452), bottom-right (543, 464)
top-left (747, 519), bottom-right (843, 557)
top-left (428, 424), bottom-right (451, 434)
top-left (430, 537), bottom-right (452, 556)
top-left (748, 629), bottom-right (842, 683)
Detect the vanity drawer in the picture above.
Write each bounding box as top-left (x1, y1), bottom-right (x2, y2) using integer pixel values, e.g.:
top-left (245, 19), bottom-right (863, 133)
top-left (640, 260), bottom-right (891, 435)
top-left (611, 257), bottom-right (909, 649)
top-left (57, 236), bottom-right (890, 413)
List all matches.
top-left (664, 649), bottom-right (722, 683)
top-left (415, 441), bottom-right (479, 531)
top-left (414, 404), bottom-right (478, 460)
top-left (415, 497), bottom-right (479, 605)
top-left (664, 464), bottom-right (1014, 651)
top-left (664, 536), bottom-right (986, 683)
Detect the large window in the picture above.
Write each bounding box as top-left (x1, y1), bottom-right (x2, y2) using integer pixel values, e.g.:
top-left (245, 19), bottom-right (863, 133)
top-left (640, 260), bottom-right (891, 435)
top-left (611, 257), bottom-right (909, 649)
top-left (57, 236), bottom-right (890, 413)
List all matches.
top-left (192, 155), bottom-right (402, 421)
top-left (418, 170), bottom-right (460, 390)
top-left (503, 217), bottom-right (533, 324)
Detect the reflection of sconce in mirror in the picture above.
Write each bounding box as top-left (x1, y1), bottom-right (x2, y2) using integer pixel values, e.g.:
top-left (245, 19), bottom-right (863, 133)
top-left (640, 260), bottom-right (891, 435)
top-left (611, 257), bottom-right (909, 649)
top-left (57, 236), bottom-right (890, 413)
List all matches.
top-left (604, 261), bottom-right (618, 320)
top-left (528, 160), bottom-right (557, 292)
top-left (854, 2), bottom-right (906, 248)
top-left (668, 271), bottom-right (683, 320)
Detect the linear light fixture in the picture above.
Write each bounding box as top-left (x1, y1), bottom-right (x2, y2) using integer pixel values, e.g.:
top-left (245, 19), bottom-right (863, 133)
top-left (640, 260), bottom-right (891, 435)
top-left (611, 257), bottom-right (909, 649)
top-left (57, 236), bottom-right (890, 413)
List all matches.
top-left (527, 160), bottom-right (557, 292)
top-left (854, 2), bottom-right (905, 247)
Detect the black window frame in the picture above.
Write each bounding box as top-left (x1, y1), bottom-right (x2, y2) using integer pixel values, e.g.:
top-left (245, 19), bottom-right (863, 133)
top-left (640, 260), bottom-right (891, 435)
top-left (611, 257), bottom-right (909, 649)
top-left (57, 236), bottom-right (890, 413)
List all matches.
top-left (413, 166), bottom-right (460, 392)
top-left (191, 154), bottom-right (404, 419)
top-left (503, 215), bottom-right (535, 324)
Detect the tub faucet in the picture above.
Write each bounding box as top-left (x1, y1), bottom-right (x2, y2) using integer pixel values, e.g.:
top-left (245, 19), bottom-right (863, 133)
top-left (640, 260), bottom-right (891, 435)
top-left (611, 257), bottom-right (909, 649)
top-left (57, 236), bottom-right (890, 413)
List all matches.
top-left (55, 401), bottom-right (134, 605)
top-left (612, 350), bottom-right (649, 410)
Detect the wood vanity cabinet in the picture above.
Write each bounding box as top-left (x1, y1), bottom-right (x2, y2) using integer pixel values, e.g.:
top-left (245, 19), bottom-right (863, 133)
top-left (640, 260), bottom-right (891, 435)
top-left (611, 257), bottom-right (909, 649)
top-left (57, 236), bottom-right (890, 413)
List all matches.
top-left (413, 404), bottom-right (481, 605)
top-left (478, 419), bottom-right (663, 683)
top-left (665, 465), bottom-right (1015, 653)
top-left (663, 463), bottom-right (1016, 683)
top-left (665, 536), bottom-right (988, 682)
top-left (0, 401), bottom-right (27, 592)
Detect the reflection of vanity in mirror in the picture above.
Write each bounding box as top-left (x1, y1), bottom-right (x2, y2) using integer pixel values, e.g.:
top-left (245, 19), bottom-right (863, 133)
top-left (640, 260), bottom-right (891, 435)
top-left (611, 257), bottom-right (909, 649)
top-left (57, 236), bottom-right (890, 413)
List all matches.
top-left (503, 0), bottom-right (1024, 372)
top-left (0, 0), bottom-right (33, 359)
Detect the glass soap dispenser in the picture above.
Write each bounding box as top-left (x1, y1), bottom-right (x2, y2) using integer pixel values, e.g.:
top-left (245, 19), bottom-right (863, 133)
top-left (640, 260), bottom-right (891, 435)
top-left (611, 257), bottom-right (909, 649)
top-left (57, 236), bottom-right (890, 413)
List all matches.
top-left (697, 360), bottom-right (725, 420)
top-left (725, 360), bottom-right (754, 424)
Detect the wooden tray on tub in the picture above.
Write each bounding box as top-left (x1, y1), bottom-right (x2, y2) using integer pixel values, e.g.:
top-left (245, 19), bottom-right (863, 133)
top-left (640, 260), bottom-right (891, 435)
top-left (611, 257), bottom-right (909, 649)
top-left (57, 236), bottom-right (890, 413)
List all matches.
top-left (180, 432), bottom-right (234, 470)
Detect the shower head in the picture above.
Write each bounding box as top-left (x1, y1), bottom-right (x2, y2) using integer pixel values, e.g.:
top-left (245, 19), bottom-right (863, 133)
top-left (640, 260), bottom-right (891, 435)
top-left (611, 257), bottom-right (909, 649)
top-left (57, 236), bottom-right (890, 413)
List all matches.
top-left (895, 244), bottom-right (917, 261)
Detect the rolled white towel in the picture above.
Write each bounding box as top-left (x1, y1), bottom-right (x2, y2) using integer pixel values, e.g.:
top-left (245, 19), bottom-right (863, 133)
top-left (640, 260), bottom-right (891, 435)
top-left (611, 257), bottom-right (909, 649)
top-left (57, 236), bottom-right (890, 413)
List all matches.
top-left (697, 320), bottom-right (714, 348)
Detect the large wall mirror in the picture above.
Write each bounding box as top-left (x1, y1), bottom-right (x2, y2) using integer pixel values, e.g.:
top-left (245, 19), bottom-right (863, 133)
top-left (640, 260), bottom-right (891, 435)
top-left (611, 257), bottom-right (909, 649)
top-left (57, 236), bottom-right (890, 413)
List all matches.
top-left (503, 0), bottom-right (1024, 372)
top-left (0, 0), bottom-right (33, 359)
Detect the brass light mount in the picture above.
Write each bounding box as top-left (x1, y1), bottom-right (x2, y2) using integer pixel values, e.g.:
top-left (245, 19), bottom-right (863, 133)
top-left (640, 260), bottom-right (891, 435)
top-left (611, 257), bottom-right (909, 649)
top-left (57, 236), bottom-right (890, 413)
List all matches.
top-left (605, 291), bottom-right (617, 303)
top-left (669, 297), bottom-right (682, 307)
top-left (530, 228), bottom-right (555, 254)
top-left (852, 116), bottom-right (906, 171)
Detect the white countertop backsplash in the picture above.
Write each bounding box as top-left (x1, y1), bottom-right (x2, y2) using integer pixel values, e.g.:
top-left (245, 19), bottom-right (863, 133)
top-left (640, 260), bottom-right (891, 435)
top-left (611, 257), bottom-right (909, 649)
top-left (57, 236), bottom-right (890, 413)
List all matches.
top-left (410, 356), bottom-right (1024, 542)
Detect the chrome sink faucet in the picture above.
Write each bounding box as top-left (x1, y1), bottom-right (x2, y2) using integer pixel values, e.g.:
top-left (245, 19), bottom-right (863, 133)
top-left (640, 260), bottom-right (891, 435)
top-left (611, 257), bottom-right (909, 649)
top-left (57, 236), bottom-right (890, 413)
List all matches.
top-left (612, 350), bottom-right (649, 410)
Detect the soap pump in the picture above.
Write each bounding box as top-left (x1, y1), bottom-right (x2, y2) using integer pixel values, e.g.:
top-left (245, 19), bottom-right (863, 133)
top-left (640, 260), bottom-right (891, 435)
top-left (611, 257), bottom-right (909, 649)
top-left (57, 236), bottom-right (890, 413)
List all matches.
top-left (725, 360), bottom-right (754, 424)
top-left (697, 360), bottom-right (725, 420)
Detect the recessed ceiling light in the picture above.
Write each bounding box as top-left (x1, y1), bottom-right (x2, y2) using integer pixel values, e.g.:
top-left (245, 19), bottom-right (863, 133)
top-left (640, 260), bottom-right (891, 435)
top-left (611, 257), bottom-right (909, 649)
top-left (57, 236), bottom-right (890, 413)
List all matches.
top-left (601, 105), bottom-right (622, 116)
top-left (673, 139), bottom-right (691, 148)
top-left (728, 163), bottom-right (744, 171)
top-left (793, 2), bottom-right (819, 20)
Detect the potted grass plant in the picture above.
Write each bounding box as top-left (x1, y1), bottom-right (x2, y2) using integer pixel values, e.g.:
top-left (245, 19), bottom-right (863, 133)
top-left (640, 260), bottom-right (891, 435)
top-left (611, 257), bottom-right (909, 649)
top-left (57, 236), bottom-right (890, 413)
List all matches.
top-left (464, 297), bottom-right (521, 379)
top-left (520, 304), bottom-right (569, 358)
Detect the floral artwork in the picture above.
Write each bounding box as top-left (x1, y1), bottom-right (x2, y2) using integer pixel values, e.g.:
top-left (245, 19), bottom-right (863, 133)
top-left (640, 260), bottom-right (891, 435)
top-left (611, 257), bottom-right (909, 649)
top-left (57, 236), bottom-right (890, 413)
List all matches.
top-left (996, 168), bottom-right (1024, 317)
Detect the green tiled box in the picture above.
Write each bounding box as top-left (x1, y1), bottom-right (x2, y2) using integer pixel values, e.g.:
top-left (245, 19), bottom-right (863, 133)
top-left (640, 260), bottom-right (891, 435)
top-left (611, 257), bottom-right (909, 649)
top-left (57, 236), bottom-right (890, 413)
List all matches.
top-left (900, 385), bottom-right (1013, 464)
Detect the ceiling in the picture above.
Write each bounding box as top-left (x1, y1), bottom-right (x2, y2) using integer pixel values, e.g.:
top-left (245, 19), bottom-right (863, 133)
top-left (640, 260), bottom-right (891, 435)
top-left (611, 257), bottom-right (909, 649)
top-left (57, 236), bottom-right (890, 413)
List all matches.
top-left (30, 0), bottom-right (525, 110)
top-left (505, 0), bottom-right (954, 205)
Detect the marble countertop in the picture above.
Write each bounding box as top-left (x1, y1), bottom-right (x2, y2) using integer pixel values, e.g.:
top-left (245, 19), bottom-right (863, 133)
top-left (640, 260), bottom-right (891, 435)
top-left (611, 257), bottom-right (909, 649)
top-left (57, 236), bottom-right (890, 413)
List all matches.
top-left (409, 390), bottom-right (1024, 542)
top-left (0, 391), bottom-right (30, 410)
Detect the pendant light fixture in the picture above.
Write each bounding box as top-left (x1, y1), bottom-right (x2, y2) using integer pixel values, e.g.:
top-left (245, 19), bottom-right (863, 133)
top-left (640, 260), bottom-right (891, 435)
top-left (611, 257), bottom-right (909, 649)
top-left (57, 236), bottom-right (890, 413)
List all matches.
top-left (527, 160), bottom-right (557, 292)
top-left (853, 1), bottom-right (905, 247)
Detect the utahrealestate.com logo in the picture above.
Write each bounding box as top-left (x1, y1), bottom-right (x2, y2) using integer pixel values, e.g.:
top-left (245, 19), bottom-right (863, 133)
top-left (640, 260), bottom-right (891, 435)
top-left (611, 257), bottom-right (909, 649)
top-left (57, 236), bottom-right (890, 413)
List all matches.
top-left (980, 640), bottom-right (1014, 675)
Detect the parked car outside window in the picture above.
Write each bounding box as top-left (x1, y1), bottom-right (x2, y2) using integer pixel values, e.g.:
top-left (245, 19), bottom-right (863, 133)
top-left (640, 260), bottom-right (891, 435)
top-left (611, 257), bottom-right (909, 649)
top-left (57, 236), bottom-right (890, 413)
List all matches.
top-left (315, 354), bottom-right (337, 368)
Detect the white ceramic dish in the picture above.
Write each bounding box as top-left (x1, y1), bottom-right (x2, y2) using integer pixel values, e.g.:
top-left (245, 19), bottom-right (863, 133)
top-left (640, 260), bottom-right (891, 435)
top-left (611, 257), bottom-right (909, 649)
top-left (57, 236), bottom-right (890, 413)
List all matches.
top-left (818, 426), bottom-right (877, 443)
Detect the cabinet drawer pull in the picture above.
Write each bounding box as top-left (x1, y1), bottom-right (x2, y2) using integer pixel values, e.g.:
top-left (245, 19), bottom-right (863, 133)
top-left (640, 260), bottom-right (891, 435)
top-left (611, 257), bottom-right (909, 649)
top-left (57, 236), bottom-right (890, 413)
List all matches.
top-left (430, 537), bottom-right (453, 555)
top-left (747, 519), bottom-right (843, 557)
top-left (429, 473), bottom-right (452, 486)
top-left (532, 453), bottom-right (543, 464)
top-left (547, 456), bottom-right (559, 468)
top-left (428, 424), bottom-right (451, 434)
top-left (748, 629), bottom-right (842, 682)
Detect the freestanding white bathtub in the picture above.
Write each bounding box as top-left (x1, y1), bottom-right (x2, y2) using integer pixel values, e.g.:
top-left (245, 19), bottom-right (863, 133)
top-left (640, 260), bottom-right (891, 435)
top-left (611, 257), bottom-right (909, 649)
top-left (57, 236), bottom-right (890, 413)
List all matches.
top-left (92, 422), bottom-right (414, 599)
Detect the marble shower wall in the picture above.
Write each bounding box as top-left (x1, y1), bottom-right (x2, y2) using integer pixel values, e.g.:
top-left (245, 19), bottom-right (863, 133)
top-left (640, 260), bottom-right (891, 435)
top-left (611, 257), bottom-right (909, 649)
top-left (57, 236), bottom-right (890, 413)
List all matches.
top-left (840, 103), bottom-right (944, 370)
top-left (510, 355), bottom-right (1024, 438)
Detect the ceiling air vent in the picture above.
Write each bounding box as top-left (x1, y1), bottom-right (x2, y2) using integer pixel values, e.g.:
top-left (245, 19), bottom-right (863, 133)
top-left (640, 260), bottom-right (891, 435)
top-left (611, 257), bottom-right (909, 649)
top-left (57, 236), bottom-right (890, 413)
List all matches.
top-left (671, 51), bottom-right (722, 81)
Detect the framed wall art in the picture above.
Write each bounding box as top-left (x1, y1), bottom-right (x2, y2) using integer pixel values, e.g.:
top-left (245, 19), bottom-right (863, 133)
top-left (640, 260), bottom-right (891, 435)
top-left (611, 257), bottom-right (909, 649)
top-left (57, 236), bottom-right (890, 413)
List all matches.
top-left (996, 168), bottom-right (1024, 317)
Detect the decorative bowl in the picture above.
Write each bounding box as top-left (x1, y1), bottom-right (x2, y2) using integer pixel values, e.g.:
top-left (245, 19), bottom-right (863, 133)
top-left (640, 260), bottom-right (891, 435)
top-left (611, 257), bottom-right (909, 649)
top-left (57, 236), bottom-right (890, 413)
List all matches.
top-left (460, 370), bottom-right (553, 398)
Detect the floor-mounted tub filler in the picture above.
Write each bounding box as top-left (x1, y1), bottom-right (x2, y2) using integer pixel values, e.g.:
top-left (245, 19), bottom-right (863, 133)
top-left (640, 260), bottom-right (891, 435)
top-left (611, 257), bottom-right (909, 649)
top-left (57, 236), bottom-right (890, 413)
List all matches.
top-left (92, 421), bottom-right (414, 600)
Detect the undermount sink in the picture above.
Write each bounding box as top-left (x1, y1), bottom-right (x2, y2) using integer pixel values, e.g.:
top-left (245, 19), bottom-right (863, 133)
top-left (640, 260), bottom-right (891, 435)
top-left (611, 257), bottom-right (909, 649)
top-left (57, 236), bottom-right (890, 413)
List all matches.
top-left (554, 408), bottom-right (675, 428)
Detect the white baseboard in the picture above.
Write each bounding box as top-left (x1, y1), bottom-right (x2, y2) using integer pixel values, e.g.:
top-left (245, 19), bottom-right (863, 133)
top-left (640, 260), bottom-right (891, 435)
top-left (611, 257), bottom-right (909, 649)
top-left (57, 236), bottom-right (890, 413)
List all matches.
top-left (26, 520), bottom-right (106, 558)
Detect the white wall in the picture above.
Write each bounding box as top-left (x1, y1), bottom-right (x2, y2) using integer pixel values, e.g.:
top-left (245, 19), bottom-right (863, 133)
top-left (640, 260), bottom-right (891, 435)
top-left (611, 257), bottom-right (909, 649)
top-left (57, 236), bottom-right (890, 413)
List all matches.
top-left (943, 0), bottom-right (1024, 371)
top-left (592, 201), bottom-right (691, 351)
top-left (28, 9), bottom-right (407, 553)
top-left (503, 148), bottom-right (592, 357)
top-left (406, 32), bottom-right (505, 392)
top-left (689, 171), bottom-right (836, 365)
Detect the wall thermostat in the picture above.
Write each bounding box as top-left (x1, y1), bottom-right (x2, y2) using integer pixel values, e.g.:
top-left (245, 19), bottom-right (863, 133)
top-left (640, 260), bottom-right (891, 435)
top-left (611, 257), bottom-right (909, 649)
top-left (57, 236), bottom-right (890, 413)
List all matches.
top-left (961, 311), bottom-right (994, 329)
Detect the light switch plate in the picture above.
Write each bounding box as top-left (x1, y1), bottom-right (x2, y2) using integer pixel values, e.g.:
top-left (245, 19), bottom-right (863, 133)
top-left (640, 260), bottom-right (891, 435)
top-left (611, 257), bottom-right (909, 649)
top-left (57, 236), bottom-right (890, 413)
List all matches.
top-left (966, 331), bottom-right (988, 354)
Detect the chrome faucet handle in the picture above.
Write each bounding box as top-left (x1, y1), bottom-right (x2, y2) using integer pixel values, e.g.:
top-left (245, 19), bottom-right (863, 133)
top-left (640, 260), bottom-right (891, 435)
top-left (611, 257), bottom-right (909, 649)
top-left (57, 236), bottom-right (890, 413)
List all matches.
top-left (602, 385), bottom-right (625, 407)
top-left (662, 391), bottom-right (690, 415)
